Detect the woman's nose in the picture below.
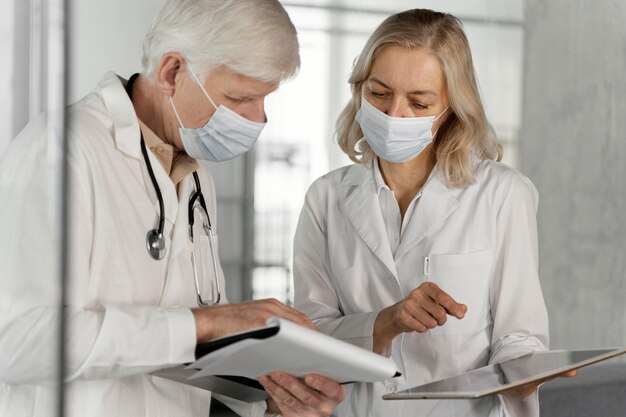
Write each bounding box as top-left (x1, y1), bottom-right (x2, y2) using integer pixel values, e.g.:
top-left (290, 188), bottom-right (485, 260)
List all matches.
top-left (386, 98), bottom-right (412, 118)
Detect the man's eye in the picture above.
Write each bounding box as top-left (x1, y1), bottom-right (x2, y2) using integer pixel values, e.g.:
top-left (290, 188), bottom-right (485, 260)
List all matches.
top-left (227, 95), bottom-right (253, 103)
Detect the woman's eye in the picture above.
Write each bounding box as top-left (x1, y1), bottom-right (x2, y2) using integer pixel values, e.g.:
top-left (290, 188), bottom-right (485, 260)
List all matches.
top-left (370, 91), bottom-right (388, 98)
top-left (410, 101), bottom-right (428, 110)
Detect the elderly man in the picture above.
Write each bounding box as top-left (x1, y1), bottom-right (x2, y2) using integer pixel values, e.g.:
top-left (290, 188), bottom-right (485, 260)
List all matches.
top-left (0, 0), bottom-right (344, 416)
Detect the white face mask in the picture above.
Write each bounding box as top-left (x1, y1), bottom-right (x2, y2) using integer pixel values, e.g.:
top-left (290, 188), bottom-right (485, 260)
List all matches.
top-left (355, 95), bottom-right (447, 163)
top-left (170, 64), bottom-right (266, 162)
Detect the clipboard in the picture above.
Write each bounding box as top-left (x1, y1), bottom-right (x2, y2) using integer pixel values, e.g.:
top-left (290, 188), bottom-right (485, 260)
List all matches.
top-left (152, 316), bottom-right (400, 401)
top-left (383, 348), bottom-right (626, 400)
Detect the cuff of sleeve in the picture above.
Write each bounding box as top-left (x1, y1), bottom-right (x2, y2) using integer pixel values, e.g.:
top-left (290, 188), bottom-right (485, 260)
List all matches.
top-left (165, 308), bottom-right (197, 364)
top-left (318, 311), bottom-right (380, 351)
top-left (490, 334), bottom-right (547, 365)
top-left (499, 391), bottom-right (539, 417)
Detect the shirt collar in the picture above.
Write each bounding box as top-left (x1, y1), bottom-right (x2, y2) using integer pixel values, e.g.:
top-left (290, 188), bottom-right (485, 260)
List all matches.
top-left (138, 120), bottom-right (199, 186)
top-left (371, 156), bottom-right (440, 201)
top-left (372, 157), bottom-right (391, 195)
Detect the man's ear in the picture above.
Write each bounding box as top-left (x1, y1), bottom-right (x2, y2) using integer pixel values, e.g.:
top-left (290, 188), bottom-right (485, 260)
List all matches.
top-left (154, 52), bottom-right (185, 97)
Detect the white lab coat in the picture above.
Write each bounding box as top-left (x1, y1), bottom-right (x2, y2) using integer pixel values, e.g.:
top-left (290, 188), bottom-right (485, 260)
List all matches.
top-left (0, 72), bottom-right (264, 417)
top-left (293, 160), bottom-right (549, 417)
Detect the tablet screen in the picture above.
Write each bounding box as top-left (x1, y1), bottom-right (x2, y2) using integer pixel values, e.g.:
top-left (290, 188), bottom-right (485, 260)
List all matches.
top-left (383, 348), bottom-right (626, 400)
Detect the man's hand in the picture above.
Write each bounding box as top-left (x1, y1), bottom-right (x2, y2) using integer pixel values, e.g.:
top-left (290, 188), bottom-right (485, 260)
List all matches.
top-left (260, 372), bottom-right (345, 417)
top-left (373, 282), bottom-right (467, 353)
top-left (192, 299), bottom-right (317, 343)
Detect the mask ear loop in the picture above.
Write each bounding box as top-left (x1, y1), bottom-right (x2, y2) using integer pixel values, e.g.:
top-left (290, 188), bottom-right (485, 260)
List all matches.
top-left (168, 60), bottom-right (220, 130)
top-left (169, 96), bottom-right (186, 129)
top-left (431, 106), bottom-right (451, 139)
top-left (186, 63), bottom-right (219, 110)
top-left (433, 105), bottom-right (450, 122)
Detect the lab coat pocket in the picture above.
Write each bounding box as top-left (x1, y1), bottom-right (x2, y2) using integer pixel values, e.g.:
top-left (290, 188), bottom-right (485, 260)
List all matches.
top-left (426, 249), bottom-right (492, 335)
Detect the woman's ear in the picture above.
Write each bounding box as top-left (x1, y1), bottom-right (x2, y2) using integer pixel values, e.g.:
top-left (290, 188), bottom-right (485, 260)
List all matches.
top-left (154, 52), bottom-right (185, 97)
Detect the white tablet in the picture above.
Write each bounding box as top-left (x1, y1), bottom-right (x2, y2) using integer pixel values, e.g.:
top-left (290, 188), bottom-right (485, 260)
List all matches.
top-left (383, 348), bottom-right (626, 400)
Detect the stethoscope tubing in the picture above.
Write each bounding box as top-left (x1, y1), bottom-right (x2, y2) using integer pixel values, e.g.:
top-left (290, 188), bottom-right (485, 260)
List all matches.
top-left (126, 73), bottom-right (220, 305)
top-left (140, 134), bottom-right (165, 236)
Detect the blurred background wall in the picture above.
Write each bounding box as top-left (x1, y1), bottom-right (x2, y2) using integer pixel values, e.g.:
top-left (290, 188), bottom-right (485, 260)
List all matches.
top-left (521, 0), bottom-right (626, 349)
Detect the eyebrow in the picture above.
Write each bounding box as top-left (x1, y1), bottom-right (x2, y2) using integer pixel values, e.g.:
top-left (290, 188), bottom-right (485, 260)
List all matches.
top-left (369, 78), bottom-right (437, 96)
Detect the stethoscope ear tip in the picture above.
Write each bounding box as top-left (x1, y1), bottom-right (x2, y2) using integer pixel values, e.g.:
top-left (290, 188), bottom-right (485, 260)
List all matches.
top-left (146, 229), bottom-right (166, 260)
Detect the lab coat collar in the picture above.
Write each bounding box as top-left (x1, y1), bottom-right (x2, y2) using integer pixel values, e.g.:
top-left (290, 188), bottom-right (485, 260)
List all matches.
top-left (340, 163), bottom-right (399, 280)
top-left (394, 166), bottom-right (463, 259)
top-left (97, 72), bottom-right (141, 160)
top-left (339, 161), bottom-right (465, 274)
top-left (372, 157), bottom-right (390, 194)
top-left (97, 72), bottom-right (179, 224)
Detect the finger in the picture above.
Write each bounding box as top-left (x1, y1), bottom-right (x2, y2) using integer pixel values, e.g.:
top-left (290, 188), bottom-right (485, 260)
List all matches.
top-left (396, 304), bottom-right (429, 333)
top-left (259, 375), bottom-right (307, 417)
top-left (270, 372), bottom-right (335, 415)
top-left (504, 384), bottom-right (538, 398)
top-left (406, 293), bottom-right (447, 326)
top-left (304, 374), bottom-right (346, 403)
top-left (501, 379), bottom-right (543, 398)
top-left (542, 369), bottom-right (578, 384)
top-left (259, 299), bottom-right (318, 331)
top-left (259, 374), bottom-right (314, 417)
top-left (423, 283), bottom-right (467, 318)
top-left (403, 300), bottom-right (439, 329)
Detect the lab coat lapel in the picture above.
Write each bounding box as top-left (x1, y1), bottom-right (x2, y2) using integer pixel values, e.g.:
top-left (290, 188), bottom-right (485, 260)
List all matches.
top-left (98, 72), bottom-right (140, 160)
top-left (340, 165), bottom-right (399, 279)
top-left (99, 72), bottom-right (179, 224)
top-left (395, 166), bottom-right (462, 259)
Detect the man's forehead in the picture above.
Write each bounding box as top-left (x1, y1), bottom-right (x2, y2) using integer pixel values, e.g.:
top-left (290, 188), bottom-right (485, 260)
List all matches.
top-left (211, 66), bottom-right (278, 95)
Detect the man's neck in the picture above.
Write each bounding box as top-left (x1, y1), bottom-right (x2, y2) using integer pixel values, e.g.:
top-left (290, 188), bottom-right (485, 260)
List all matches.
top-left (130, 76), bottom-right (169, 146)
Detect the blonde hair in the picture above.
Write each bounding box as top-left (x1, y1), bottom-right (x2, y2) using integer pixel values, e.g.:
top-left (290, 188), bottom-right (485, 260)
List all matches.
top-left (336, 9), bottom-right (499, 188)
top-left (141, 0), bottom-right (299, 84)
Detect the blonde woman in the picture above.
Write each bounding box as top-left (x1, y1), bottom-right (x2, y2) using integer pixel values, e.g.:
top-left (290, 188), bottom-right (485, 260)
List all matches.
top-left (294, 9), bottom-right (549, 416)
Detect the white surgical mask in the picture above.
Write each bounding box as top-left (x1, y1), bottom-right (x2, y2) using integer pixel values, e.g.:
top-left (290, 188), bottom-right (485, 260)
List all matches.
top-left (170, 64), bottom-right (266, 162)
top-left (355, 95), bottom-right (447, 163)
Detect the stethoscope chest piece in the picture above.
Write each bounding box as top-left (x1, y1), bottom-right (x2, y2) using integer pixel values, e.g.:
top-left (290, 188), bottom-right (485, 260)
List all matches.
top-left (147, 229), bottom-right (166, 260)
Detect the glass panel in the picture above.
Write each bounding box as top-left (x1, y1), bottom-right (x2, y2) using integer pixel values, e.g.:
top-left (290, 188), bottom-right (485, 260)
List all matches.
top-left (1, 1), bottom-right (66, 416)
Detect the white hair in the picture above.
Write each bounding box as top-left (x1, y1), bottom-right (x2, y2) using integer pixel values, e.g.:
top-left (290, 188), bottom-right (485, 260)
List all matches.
top-left (141, 0), bottom-right (300, 83)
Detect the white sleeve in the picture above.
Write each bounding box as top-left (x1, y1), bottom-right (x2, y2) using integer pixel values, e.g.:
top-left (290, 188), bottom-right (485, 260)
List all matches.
top-left (0, 122), bottom-right (197, 385)
top-left (293, 180), bottom-right (380, 351)
top-left (488, 173), bottom-right (549, 416)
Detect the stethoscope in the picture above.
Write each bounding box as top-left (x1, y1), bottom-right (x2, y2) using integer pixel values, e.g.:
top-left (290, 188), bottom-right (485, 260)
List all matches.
top-left (126, 73), bottom-right (221, 305)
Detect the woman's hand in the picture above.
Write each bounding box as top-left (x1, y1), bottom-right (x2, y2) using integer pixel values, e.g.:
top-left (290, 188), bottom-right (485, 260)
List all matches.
top-left (374, 282), bottom-right (467, 353)
top-left (261, 372), bottom-right (345, 417)
top-left (502, 369), bottom-right (578, 398)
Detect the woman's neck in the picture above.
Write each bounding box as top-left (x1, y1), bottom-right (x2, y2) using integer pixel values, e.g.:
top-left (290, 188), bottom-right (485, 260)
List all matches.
top-left (378, 144), bottom-right (436, 218)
